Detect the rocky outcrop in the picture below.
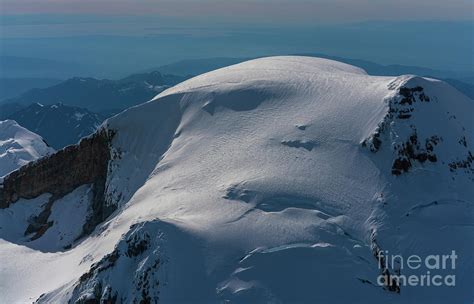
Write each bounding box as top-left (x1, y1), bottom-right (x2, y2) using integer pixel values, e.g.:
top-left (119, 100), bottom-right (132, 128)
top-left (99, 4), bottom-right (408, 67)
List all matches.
top-left (391, 131), bottom-right (441, 175)
top-left (0, 128), bottom-right (116, 239)
top-left (362, 84), bottom-right (442, 176)
top-left (363, 81), bottom-right (473, 178)
top-left (0, 128), bottom-right (113, 208)
top-left (49, 222), bottom-right (162, 304)
top-left (370, 230), bottom-right (400, 294)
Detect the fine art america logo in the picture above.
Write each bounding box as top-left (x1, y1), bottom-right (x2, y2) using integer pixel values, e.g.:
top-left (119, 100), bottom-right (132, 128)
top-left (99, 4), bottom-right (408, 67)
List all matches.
top-left (377, 250), bottom-right (457, 287)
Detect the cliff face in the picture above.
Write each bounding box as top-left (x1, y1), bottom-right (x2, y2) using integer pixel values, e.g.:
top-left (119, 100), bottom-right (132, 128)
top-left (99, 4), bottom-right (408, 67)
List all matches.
top-left (0, 129), bottom-right (113, 208)
top-left (0, 128), bottom-right (116, 239)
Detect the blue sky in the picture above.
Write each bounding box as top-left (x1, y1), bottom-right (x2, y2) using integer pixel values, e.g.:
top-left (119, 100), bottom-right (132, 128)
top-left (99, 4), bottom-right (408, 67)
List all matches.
top-left (1, 0), bottom-right (473, 22)
top-left (0, 1), bottom-right (472, 78)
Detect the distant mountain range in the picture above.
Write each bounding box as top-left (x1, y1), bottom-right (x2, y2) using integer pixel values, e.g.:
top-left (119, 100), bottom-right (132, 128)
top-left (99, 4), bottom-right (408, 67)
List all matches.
top-left (0, 78), bottom-right (62, 101)
top-left (147, 57), bottom-right (251, 77)
top-left (1, 55), bottom-right (472, 114)
top-left (148, 55), bottom-right (474, 99)
top-left (2, 71), bottom-right (189, 112)
top-left (0, 71), bottom-right (189, 149)
top-left (1, 55), bottom-right (471, 150)
top-left (0, 103), bottom-right (25, 120)
top-left (7, 103), bottom-right (104, 149)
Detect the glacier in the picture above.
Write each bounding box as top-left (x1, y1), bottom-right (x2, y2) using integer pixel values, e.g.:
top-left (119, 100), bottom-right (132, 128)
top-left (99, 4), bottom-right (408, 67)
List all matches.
top-left (0, 56), bottom-right (472, 303)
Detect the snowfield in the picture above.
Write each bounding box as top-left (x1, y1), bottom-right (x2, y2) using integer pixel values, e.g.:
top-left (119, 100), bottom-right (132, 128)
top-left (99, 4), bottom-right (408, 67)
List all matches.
top-left (0, 56), bottom-right (472, 303)
top-left (0, 120), bottom-right (53, 178)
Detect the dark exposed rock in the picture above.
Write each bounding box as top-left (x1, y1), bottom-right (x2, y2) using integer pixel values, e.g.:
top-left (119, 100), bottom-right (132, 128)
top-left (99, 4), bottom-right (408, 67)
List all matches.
top-left (0, 128), bottom-right (116, 240)
top-left (0, 128), bottom-right (114, 207)
top-left (388, 86), bottom-right (430, 121)
top-left (79, 177), bottom-right (117, 239)
top-left (24, 196), bottom-right (56, 240)
top-left (363, 84), bottom-right (443, 176)
top-left (370, 231), bottom-right (400, 294)
top-left (362, 126), bottom-right (384, 152)
top-left (391, 158), bottom-right (411, 176)
top-left (126, 229), bottom-right (151, 258)
top-left (448, 151), bottom-right (474, 173)
top-left (399, 86), bottom-right (429, 104)
top-left (70, 223), bottom-right (161, 304)
top-left (79, 249), bottom-right (120, 284)
top-left (391, 131), bottom-right (441, 175)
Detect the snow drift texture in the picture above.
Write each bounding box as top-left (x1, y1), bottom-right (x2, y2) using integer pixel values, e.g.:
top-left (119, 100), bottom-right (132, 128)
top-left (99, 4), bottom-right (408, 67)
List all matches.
top-left (0, 56), bottom-right (472, 303)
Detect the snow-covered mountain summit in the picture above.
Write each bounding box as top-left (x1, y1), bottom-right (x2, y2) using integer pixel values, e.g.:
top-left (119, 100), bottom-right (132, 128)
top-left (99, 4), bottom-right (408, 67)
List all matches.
top-left (0, 119), bottom-right (53, 177)
top-left (0, 56), bottom-right (472, 303)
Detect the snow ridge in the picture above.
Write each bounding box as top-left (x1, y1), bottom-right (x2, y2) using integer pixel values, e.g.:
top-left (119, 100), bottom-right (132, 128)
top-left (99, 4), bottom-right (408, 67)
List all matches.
top-left (0, 57), bottom-right (472, 303)
top-left (0, 119), bottom-right (53, 178)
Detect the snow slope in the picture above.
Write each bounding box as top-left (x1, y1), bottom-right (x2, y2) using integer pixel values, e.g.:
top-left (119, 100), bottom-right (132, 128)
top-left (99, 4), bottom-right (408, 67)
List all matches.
top-left (0, 120), bottom-right (53, 177)
top-left (0, 185), bottom-right (92, 252)
top-left (0, 56), bottom-right (472, 303)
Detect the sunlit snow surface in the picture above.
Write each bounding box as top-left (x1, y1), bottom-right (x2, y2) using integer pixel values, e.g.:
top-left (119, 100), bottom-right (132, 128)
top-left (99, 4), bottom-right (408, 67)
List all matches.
top-left (0, 120), bottom-right (53, 178)
top-left (0, 57), bottom-right (472, 303)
